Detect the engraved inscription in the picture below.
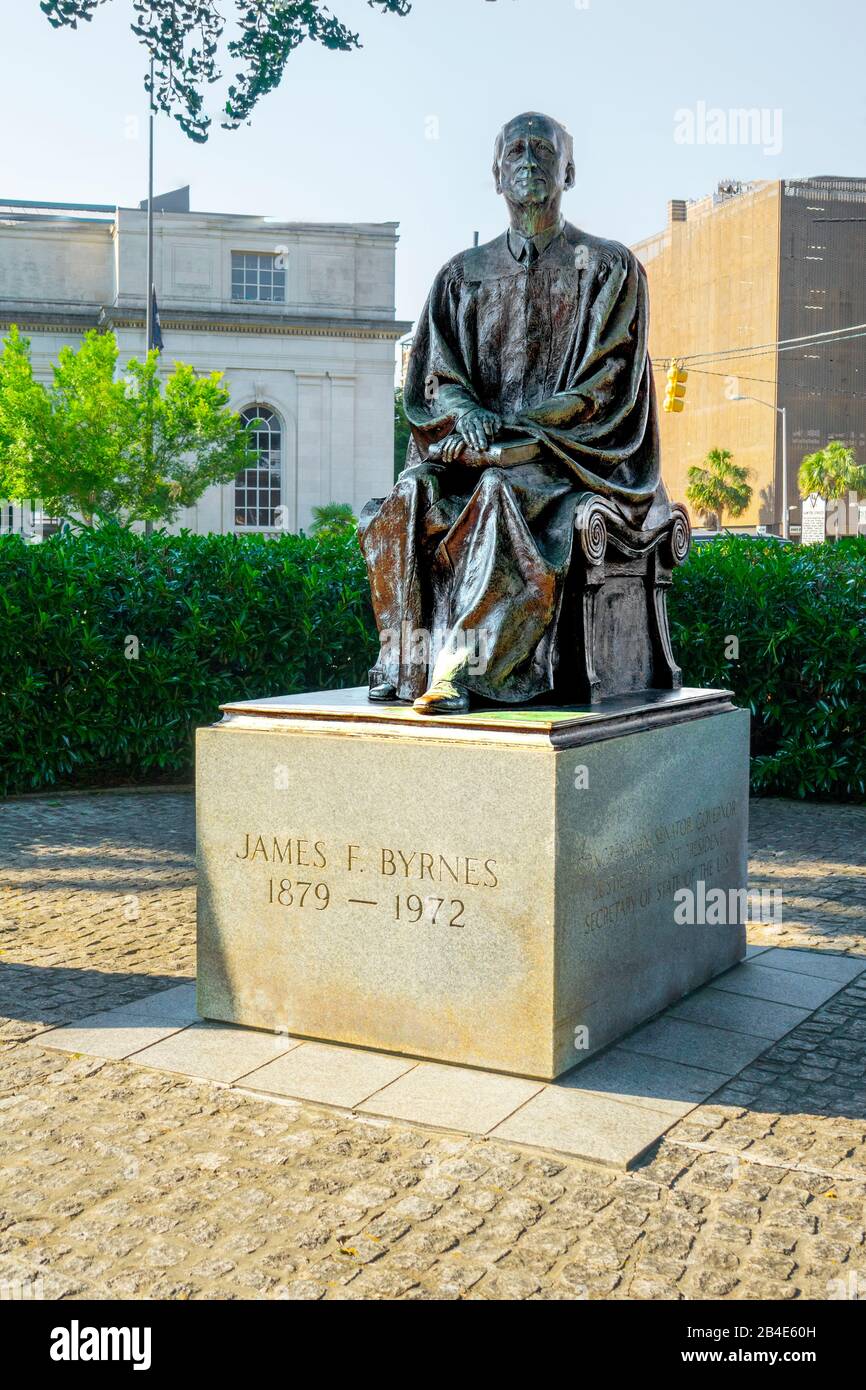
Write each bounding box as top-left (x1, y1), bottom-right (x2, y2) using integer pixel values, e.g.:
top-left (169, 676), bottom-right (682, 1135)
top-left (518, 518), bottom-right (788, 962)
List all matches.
top-left (233, 833), bottom-right (499, 931)
top-left (267, 879), bottom-right (330, 909)
top-left (578, 798), bottom-right (741, 933)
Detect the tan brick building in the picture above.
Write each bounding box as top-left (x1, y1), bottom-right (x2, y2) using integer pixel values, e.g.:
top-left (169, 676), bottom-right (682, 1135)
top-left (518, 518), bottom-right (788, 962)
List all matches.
top-left (633, 178), bottom-right (866, 538)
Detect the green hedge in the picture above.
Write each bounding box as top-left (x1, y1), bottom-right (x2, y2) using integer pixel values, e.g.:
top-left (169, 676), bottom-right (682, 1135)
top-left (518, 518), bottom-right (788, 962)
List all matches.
top-left (0, 527), bottom-right (377, 795)
top-left (669, 535), bottom-right (866, 802)
top-left (1, 529), bottom-right (864, 800)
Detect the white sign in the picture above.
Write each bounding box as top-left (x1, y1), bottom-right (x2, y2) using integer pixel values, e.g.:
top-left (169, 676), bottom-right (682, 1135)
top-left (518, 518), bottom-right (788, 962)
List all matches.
top-left (801, 495), bottom-right (826, 545)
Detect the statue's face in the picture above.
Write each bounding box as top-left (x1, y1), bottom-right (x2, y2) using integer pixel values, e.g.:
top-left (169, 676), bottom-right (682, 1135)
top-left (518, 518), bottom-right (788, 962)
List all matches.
top-left (495, 116), bottom-right (573, 208)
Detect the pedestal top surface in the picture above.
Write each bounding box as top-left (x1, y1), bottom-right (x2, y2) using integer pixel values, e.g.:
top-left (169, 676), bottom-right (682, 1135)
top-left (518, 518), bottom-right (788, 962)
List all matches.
top-left (218, 685), bottom-right (734, 742)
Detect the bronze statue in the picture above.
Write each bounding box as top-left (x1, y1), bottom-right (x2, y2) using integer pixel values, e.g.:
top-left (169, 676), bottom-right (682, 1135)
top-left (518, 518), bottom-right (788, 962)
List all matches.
top-left (359, 111), bottom-right (689, 715)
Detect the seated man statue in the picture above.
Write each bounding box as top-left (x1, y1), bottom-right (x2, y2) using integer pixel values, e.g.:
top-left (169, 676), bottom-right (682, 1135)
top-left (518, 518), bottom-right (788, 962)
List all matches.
top-left (359, 110), bottom-right (671, 715)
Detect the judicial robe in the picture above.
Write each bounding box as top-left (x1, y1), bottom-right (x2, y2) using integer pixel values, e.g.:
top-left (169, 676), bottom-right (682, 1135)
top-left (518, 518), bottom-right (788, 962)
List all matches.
top-left (358, 220), bottom-right (665, 704)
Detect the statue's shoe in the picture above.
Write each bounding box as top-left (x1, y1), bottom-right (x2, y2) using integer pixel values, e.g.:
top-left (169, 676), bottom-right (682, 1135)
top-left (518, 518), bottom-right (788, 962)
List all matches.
top-left (368, 682), bottom-right (398, 703)
top-left (413, 681), bottom-right (470, 715)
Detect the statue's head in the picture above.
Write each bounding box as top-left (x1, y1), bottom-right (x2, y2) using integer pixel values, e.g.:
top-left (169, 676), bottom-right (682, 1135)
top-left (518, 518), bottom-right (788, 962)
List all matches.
top-left (493, 112), bottom-right (575, 211)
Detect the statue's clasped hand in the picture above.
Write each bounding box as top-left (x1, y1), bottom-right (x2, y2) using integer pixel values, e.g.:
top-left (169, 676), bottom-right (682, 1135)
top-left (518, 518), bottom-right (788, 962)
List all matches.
top-left (458, 406), bottom-right (501, 449)
top-left (440, 407), bottom-right (502, 462)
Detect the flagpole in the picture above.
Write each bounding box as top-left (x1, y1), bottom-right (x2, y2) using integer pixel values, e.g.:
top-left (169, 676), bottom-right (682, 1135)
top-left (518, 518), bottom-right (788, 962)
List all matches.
top-left (144, 55), bottom-right (155, 536)
top-left (145, 54), bottom-right (154, 354)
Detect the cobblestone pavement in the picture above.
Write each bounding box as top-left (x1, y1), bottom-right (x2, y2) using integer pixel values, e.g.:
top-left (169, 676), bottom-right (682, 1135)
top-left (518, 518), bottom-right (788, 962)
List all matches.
top-left (0, 792), bottom-right (864, 1301)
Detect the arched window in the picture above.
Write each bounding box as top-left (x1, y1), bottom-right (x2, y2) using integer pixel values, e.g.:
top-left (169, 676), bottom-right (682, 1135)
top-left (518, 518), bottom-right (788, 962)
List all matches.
top-left (235, 407), bottom-right (282, 528)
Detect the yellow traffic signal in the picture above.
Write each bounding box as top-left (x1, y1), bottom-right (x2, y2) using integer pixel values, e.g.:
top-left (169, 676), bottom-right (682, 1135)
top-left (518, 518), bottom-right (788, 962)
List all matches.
top-left (664, 361), bottom-right (688, 413)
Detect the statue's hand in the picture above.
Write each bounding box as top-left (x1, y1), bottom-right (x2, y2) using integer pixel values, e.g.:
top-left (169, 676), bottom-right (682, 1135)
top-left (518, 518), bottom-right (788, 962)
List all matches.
top-left (455, 407), bottom-right (502, 452)
top-left (439, 432), bottom-right (468, 463)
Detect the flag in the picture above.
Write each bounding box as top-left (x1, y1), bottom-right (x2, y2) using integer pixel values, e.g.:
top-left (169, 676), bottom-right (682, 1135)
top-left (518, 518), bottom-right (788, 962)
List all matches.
top-left (151, 286), bottom-right (164, 351)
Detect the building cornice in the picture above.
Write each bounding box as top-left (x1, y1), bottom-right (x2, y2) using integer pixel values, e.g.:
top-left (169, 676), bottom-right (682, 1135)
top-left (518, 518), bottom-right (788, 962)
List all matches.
top-left (101, 307), bottom-right (413, 341)
top-left (0, 304), bottom-right (413, 342)
top-left (114, 209), bottom-right (402, 241)
top-left (0, 306), bottom-right (101, 333)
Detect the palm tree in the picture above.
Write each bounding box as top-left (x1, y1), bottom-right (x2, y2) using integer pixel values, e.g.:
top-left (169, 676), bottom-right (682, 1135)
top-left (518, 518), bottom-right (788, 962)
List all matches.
top-left (686, 448), bottom-right (752, 530)
top-left (310, 502), bottom-right (357, 536)
top-left (798, 441), bottom-right (866, 539)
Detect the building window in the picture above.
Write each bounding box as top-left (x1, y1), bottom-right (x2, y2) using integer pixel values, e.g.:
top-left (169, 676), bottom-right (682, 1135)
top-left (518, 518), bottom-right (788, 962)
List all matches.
top-left (231, 252), bottom-right (286, 303)
top-left (235, 408), bottom-right (282, 529)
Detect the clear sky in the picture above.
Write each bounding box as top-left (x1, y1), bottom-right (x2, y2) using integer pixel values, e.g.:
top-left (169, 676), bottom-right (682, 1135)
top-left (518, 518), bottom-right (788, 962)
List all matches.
top-left (3, 0), bottom-right (865, 327)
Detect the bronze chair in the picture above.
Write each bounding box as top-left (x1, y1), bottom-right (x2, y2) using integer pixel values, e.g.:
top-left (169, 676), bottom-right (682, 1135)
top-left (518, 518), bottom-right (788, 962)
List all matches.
top-left (567, 494), bottom-right (692, 704)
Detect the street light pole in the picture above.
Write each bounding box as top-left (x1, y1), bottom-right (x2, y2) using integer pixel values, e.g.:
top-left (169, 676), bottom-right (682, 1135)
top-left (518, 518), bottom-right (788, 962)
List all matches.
top-left (780, 405), bottom-right (788, 540)
top-left (733, 395), bottom-right (790, 539)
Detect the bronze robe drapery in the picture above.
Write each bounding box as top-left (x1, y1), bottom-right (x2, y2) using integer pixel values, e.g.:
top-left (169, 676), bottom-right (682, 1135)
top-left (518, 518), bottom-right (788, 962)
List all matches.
top-left (359, 221), bottom-right (664, 704)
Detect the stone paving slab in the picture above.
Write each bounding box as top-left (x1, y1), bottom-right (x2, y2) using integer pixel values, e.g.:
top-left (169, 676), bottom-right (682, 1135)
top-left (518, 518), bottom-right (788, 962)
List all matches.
top-left (490, 1087), bottom-right (678, 1168)
top-left (668, 986), bottom-right (811, 1039)
top-left (243, 1041), bottom-right (417, 1108)
top-left (32, 945), bottom-right (865, 1169)
top-left (619, 1015), bottom-right (771, 1074)
top-left (37, 984), bottom-right (198, 1059)
top-left (559, 1049), bottom-right (730, 1118)
top-left (358, 1061), bottom-right (545, 1135)
top-left (133, 1019), bottom-right (302, 1084)
top-left (710, 962), bottom-right (844, 1010)
top-left (757, 948), bottom-right (866, 983)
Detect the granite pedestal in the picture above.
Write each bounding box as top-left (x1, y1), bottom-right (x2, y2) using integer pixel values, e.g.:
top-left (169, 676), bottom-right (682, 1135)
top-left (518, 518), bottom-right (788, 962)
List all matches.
top-left (196, 687), bottom-right (749, 1081)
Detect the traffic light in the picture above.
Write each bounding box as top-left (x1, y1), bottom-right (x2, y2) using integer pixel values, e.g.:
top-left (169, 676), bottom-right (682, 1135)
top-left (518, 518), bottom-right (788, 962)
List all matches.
top-left (663, 361), bottom-right (688, 413)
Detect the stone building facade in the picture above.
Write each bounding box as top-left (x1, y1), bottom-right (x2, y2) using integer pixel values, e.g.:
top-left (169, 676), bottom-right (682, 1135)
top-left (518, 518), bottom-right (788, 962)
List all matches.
top-left (0, 191), bottom-right (410, 536)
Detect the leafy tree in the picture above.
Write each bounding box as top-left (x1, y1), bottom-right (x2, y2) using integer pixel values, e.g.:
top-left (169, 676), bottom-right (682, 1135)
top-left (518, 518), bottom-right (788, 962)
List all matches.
top-left (310, 502), bottom-right (356, 536)
top-left (394, 386), bottom-right (412, 480)
top-left (39, 0), bottom-right (413, 141)
top-left (0, 326), bottom-right (254, 528)
top-left (798, 441), bottom-right (866, 539)
top-left (686, 447), bottom-right (752, 529)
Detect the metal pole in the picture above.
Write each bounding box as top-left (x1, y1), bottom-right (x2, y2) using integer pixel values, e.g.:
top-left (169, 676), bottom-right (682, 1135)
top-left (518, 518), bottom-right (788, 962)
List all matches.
top-left (144, 56), bottom-right (155, 538)
top-left (734, 395), bottom-right (792, 539)
top-left (145, 55), bottom-right (154, 355)
top-left (780, 406), bottom-right (788, 539)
